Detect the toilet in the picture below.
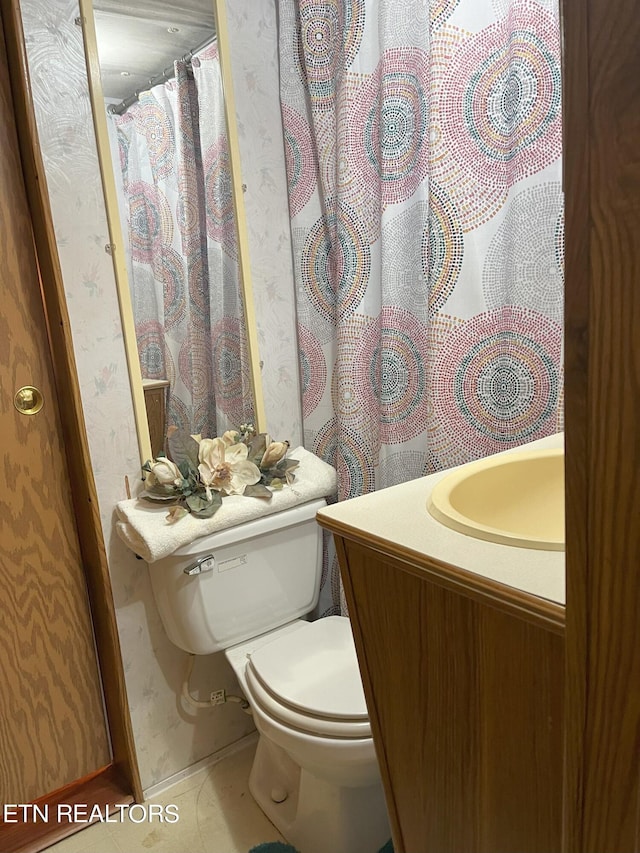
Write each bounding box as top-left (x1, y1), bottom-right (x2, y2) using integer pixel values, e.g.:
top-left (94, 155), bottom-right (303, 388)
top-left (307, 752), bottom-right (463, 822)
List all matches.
top-left (149, 498), bottom-right (390, 853)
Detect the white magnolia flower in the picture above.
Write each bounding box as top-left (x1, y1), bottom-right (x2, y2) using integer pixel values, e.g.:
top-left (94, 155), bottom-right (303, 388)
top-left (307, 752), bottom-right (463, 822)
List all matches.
top-left (198, 437), bottom-right (261, 497)
top-left (149, 457), bottom-right (182, 487)
top-left (261, 440), bottom-right (289, 468)
top-left (221, 430), bottom-right (241, 447)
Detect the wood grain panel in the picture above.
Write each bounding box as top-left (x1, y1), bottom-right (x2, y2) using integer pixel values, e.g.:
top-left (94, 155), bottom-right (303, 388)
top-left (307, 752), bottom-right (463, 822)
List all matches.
top-left (1, 0), bottom-right (142, 803)
top-left (0, 765), bottom-right (132, 853)
top-left (560, 0), bottom-right (590, 846)
top-left (563, 0), bottom-right (640, 849)
top-left (144, 385), bottom-right (168, 458)
top-left (0, 18), bottom-right (111, 803)
top-left (339, 539), bottom-right (564, 853)
top-left (325, 515), bottom-right (565, 634)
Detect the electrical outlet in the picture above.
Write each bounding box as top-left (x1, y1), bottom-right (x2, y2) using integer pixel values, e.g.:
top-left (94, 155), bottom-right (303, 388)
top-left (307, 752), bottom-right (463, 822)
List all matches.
top-left (210, 689), bottom-right (226, 706)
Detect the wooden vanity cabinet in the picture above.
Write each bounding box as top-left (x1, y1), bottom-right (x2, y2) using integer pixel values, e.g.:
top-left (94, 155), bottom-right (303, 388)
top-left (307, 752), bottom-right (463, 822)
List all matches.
top-left (325, 531), bottom-right (565, 853)
top-left (143, 378), bottom-right (169, 458)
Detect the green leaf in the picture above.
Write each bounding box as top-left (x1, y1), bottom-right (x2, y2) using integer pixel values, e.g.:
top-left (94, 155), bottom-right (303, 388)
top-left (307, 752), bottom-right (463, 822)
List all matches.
top-left (139, 489), bottom-right (180, 503)
top-left (247, 433), bottom-right (267, 464)
top-left (186, 491), bottom-right (222, 518)
top-left (178, 458), bottom-right (197, 480)
top-left (168, 428), bottom-right (200, 471)
top-left (149, 481), bottom-right (178, 496)
top-left (276, 457), bottom-right (300, 473)
top-left (243, 483), bottom-right (273, 499)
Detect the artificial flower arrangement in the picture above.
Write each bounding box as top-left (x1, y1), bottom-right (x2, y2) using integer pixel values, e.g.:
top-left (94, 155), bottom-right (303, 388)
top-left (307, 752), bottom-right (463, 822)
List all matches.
top-left (141, 423), bottom-right (298, 523)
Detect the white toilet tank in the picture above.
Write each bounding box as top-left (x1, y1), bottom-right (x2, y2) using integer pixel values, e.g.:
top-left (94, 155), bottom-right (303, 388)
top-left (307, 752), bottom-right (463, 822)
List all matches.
top-left (148, 498), bottom-right (327, 655)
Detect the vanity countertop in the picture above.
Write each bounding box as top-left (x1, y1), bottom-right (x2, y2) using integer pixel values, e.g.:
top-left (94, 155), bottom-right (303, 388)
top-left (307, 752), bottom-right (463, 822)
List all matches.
top-left (316, 432), bottom-right (565, 606)
top-left (142, 378), bottom-right (170, 390)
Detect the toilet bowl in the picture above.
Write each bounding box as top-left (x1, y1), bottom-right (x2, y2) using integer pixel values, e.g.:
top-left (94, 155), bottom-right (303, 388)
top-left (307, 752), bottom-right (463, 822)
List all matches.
top-left (225, 617), bottom-right (390, 853)
top-left (149, 499), bottom-right (390, 853)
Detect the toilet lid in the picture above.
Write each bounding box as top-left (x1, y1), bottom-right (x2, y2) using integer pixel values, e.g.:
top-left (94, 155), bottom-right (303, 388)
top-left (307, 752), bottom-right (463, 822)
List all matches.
top-left (245, 665), bottom-right (372, 739)
top-left (246, 616), bottom-right (369, 721)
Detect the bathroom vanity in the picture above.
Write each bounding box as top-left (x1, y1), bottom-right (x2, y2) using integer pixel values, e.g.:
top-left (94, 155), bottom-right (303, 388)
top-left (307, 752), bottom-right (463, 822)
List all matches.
top-left (317, 434), bottom-right (565, 853)
top-left (142, 378), bottom-right (169, 458)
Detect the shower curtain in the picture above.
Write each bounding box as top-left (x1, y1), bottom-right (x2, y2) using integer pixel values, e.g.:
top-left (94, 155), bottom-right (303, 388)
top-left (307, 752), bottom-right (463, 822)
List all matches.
top-left (114, 44), bottom-right (254, 441)
top-left (278, 0), bottom-right (564, 615)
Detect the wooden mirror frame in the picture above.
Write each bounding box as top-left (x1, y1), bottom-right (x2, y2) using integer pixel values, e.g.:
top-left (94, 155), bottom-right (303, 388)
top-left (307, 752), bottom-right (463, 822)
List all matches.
top-left (78, 0), bottom-right (267, 464)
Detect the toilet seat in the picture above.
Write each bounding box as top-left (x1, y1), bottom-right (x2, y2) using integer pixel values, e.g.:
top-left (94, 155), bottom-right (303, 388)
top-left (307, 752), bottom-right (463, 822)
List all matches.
top-left (245, 664), bottom-right (372, 739)
top-left (244, 616), bottom-right (372, 740)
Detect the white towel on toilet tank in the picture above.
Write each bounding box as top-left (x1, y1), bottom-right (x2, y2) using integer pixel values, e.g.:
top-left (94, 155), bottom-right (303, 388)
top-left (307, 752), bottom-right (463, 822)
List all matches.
top-left (115, 446), bottom-right (337, 563)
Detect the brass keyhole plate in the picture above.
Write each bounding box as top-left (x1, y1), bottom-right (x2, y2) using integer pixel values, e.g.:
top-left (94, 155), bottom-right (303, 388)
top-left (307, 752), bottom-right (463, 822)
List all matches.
top-left (14, 385), bottom-right (44, 415)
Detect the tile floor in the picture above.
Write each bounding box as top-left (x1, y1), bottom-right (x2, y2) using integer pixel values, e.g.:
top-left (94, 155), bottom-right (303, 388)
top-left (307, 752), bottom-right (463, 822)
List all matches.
top-left (45, 741), bottom-right (285, 853)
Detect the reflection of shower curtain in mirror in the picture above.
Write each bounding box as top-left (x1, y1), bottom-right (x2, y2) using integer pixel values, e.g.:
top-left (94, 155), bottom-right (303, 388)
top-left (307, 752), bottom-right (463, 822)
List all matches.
top-left (113, 44), bottom-right (254, 441)
top-left (279, 0), bottom-right (564, 616)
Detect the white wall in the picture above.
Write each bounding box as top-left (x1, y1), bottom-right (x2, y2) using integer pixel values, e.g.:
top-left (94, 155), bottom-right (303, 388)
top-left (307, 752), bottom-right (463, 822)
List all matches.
top-left (18, 0), bottom-right (301, 790)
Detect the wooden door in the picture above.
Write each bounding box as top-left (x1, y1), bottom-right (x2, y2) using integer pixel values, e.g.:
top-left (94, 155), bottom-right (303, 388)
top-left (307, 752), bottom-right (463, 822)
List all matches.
top-left (0, 15), bottom-right (112, 805)
top-left (563, 0), bottom-right (640, 849)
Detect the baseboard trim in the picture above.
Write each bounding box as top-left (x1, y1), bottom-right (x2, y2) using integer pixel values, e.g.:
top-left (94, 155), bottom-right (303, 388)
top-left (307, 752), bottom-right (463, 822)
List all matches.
top-left (142, 732), bottom-right (259, 801)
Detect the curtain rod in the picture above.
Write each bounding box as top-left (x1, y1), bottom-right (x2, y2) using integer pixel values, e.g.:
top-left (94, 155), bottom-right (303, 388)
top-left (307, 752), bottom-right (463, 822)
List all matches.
top-left (107, 33), bottom-right (216, 116)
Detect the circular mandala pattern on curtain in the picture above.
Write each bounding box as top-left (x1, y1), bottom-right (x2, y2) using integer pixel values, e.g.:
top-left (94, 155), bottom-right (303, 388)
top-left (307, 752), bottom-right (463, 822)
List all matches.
top-left (348, 48), bottom-right (430, 206)
top-left (298, 324), bottom-right (327, 417)
top-left (168, 392), bottom-right (189, 434)
top-left (186, 250), bottom-right (209, 326)
top-left (176, 162), bottom-right (201, 246)
top-left (378, 0), bottom-right (430, 48)
top-left (301, 200), bottom-right (371, 324)
top-left (430, 26), bottom-right (506, 231)
top-left (135, 320), bottom-right (165, 380)
top-left (380, 201), bottom-right (430, 318)
top-left (192, 398), bottom-right (217, 441)
top-left (354, 308), bottom-right (430, 444)
top-left (492, 0), bottom-right (559, 19)
top-left (317, 102), bottom-right (382, 243)
top-left (116, 124), bottom-right (130, 179)
top-left (281, 103), bottom-right (318, 218)
top-left (204, 139), bottom-right (237, 258)
top-left (331, 314), bottom-right (376, 437)
top-left (427, 181), bottom-right (464, 314)
top-left (129, 265), bottom-right (160, 323)
top-left (433, 306), bottom-right (561, 457)
top-left (430, 0), bottom-right (461, 29)
top-left (210, 317), bottom-right (249, 413)
top-left (296, 0), bottom-right (366, 110)
top-left (293, 227), bottom-right (334, 345)
top-left (314, 417), bottom-right (376, 500)
top-left (157, 246), bottom-right (186, 331)
top-left (174, 62), bottom-right (198, 150)
top-left (441, 2), bottom-right (562, 186)
top-left (132, 96), bottom-right (175, 180)
top-left (378, 449), bottom-right (429, 488)
top-left (178, 328), bottom-right (212, 397)
top-left (554, 205), bottom-right (564, 278)
top-left (128, 181), bottom-right (173, 264)
top-left (482, 182), bottom-right (564, 322)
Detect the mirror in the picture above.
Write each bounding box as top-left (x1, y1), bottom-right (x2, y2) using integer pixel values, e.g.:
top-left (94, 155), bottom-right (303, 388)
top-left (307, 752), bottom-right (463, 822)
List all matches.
top-left (79, 0), bottom-right (265, 464)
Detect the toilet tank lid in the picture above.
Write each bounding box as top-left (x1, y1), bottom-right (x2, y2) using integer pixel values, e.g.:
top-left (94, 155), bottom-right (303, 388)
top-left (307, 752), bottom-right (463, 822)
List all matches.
top-left (169, 497), bottom-right (327, 557)
top-left (247, 616), bottom-right (369, 720)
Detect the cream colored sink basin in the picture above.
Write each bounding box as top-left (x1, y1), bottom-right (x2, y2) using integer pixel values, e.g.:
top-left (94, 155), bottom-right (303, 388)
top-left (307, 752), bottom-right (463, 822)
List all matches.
top-left (427, 447), bottom-right (565, 551)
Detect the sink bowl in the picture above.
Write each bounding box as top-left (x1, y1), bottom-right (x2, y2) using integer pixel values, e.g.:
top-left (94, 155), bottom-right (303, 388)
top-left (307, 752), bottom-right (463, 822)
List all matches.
top-left (427, 447), bottom-right (565, 551)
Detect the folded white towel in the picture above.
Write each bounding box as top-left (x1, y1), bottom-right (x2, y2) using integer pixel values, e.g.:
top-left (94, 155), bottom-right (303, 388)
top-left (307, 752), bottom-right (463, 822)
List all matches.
top-left (115, 446), bottom-right (337, 563)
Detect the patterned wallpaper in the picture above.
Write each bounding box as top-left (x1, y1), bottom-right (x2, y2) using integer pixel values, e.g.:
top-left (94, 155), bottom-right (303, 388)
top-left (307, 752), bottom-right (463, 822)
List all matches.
top-left (17, 0), bottom-right (299, 790)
